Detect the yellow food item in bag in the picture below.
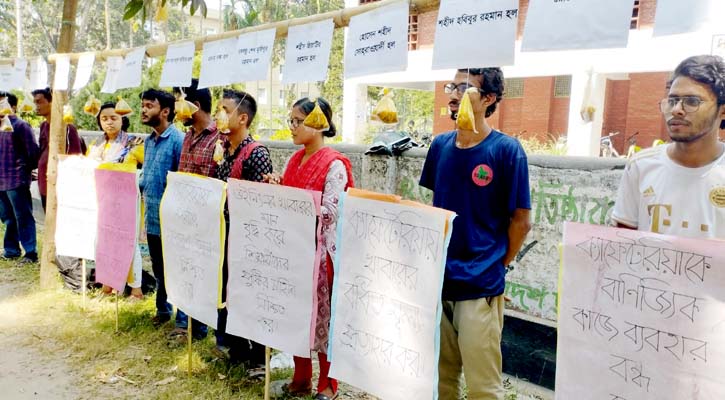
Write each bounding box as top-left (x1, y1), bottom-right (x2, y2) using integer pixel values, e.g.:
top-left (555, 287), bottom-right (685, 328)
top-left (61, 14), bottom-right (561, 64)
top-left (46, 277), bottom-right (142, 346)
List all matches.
top-left (456, 87), bottom-right (478, 133)
top-left (154, 2), bottom-right (168, 22)
top-left (115, 97), bottom-right (133, 116)
top-left (213, 139), bottom-right (224, 164)
top-left (19, 96), bottom-right (35, 114)
top-left (62, 104), bottom-right (74, 123)
top-left (372, 89), bottom-right (398, 124)
top-left (0, 98), bottom-right (12, 116)
top-left (302, 99), bottom-right (330, 132)
top-left (83, 96), bottom-right (101, 116)
top-left (215, 107), bottom-right (230, 133)
top-left (0, 116), bottom-right (13, 132)
top-left (175, 93), bottom-right (198, 122)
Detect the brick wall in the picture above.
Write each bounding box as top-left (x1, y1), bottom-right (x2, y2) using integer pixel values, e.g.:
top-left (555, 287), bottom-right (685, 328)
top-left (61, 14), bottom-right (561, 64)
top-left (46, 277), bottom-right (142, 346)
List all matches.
top-left (637, 0), bottom-right (658, 28)
top-left (602, 79), bottom-right (631, 153)
top-left (549, 98), bottom-right (570, 135)
top-left (417, 10), bottom-right (438, 48)
top-left (433, 81), bottom-right (455, 134)
top-left (624, 72), bottom-right (669, 148)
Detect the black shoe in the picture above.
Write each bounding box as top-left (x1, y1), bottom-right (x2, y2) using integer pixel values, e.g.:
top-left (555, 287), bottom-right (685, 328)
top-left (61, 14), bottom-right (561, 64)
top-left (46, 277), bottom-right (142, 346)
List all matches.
top-left (1, 254), bottom-right (21, 261)
top-left (18, 254), bottom-right (38, 265)
top-left (151, 314), bottom-right (171, 327)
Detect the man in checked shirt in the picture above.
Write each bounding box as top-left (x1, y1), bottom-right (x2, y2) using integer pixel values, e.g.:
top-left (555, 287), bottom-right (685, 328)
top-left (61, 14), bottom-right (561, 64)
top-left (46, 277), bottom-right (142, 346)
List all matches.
top-left (168, 78), bottom-right (219, 343)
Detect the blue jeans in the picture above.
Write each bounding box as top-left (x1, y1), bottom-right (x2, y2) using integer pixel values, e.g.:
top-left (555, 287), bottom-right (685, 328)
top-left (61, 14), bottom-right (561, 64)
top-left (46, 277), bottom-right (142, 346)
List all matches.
top-left (175, 309), bottom-right (208, 339)
top-left (0, 185), bottom-right (37, 258)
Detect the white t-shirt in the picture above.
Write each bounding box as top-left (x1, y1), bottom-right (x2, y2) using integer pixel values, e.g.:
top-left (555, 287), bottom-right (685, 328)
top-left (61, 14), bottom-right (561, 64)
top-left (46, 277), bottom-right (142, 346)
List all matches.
top-left (612, 144), bottom-right (725, 239)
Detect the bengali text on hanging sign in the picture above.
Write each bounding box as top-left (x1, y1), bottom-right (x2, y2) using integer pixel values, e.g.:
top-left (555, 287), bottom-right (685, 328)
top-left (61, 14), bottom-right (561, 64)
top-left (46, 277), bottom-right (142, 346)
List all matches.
top-left (55, 156), bottom-right (100, 260)
top-left (282, 19), bottom-right (334, 84)
top-left (101, 56), bottom-right (123, 94)
top-left (556, 222), bottom-right (725, 400)
top-left (198, 37), bottom-right (236, 89)
top-left (225, 179), bottom-right (321, 357)
top-left (344, 0), bottom-right (408, 78)
top-left (72, 53), bottom-right (95, 91)
top-left (159, 41), bottom-right (195, 87)
top-left (115, 47), bottom-right (145, 90)
top-left (433, 0), bottom-right (518, 69)
top-left (233, 28), bottom-right (275, 82)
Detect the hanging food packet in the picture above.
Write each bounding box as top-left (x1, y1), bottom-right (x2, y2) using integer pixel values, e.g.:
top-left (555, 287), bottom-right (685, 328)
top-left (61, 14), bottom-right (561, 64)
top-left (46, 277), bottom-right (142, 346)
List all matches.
top-left (213, 139), bottom-right (224, 164)
top-left (372, 89), bottom-right (398, 125)
top-left (83, 95), bottom-right (101, 116)
top-left (215, 106), bottom-right (230, 133)
top-left (154, 2), bottom-right (168, 22)
top-left (456, 87), bottom-right (478, 133)
top-left (115, 96), bottom-right (133, 116)
top-left (62, 104), bottom-right (74, 123)
top-left (0, 115), bottom-right (13, 132)
top-left (302, 98), bottom-right (330, 132)
top-left (0, 98), bottom-right (12, 116)
top-left (175, 93), bottom-right (198, 122)
top-left (19, 95), bottom-right (35, 114)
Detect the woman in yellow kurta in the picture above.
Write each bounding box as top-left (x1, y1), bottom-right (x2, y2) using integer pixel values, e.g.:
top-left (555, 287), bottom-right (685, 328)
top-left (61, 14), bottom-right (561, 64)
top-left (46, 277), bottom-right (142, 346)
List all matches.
top-left (87, 102), bottom-right (145, 299)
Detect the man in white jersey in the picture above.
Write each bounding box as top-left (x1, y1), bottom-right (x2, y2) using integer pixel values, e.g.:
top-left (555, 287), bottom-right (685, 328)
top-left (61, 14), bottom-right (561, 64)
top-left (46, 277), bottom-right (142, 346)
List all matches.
top-left (612, 55), bottom-right (725, 239)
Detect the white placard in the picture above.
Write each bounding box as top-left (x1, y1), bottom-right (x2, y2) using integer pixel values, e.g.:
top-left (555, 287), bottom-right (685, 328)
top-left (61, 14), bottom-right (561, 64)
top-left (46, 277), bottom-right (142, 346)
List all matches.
top-left (653, 0), bottom-right (717, 37)
top-left (101, 56), bottom-right (123, 94)
top-left (344, 1), bottom-right (408, 78)
top-left (282, 19), bottom-right (334, 84)
top-left (115, 47), bottom-right (145, 90)
top-left (432, 0), bottom-right (518, 69)
top-left (159, 41), bottom-right (195, 87)
top-left (160, 172), bottom-right (225, 329)
top-left (232, 28), bottom-right (276, 82)
top-left (29, 57), bottom-right (48, 90)
top-left (13, 59), bottom-right (27, 90)
top-left (328, 193), bottom-right (454, 400)
top-left (72, 53), bottom-right (95, 91)
top-left (0, 65), bottom-right (13, 91)
top-left (225, 179), bottom-right (320, 357)
top-left (713, 34), bottom-right (725, 59)
top-left (198, 37), bottom-right (236, 89)
top-left (521, 0), bottom-right (633, 52)
top-left (56, 156), bottom-right (100, 260)
top-left (557, 223), bottom-right (725, 399)
top-left (53, 54), bottom-right (71, 91)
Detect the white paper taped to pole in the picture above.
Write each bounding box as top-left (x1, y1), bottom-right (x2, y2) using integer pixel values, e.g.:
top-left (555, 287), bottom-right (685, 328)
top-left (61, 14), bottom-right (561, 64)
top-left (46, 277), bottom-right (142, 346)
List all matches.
top-left (282, 19), bottom-right (334, 84)
top-left (198, 37), bottom-right (237, 89)
top-left (225, 179), bottom-right (320, 357)
top-left (556, 222), bottom-right (725, 400)
top-left (159, 41), bottom-right (195, 88)
top-left (53, 54), bottom-right (71, 91)
top-left (29, 57), bottom-right (48, 90)
top-left (328, 192), bottom-right (455, 400)
top-left (115, 46), bottom-right (145, 90)
top-left (432, 0), bottom-right (518, 69)
top-left (72, 53), bottom-right (95, 91)
top-left (55, 156), bottom-right (100, 260)
top-left (101, 56), bottom-right (123, 94)
top-left (344, 0), bottom-right (409, 78)
top-left (521, 0), bottom-right (633, 52)
top-left (160, 172), bottom-right (226, 329)
top-left (233, 28), bottom-right (276, 83)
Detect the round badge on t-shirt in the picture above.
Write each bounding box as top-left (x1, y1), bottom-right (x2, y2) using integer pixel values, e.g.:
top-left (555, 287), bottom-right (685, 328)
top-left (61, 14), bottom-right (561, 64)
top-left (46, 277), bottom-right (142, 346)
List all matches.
top-left (472, 164), bottom-right (493, 186)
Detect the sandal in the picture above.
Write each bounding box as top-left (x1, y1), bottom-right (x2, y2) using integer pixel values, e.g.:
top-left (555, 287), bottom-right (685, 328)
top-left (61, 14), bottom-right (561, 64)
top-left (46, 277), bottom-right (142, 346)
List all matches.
top-left (314, 392), bottom-right (339, 400)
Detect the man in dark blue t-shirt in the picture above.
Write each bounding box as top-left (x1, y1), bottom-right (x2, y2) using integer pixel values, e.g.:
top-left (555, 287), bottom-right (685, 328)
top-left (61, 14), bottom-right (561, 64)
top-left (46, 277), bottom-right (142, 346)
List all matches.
top-left (420, 68), bottom-right (531, 400)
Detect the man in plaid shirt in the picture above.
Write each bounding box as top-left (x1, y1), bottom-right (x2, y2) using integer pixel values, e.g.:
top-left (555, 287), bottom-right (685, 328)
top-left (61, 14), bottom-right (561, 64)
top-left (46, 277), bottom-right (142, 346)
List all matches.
top-left (0, 92), bottom-right (40, 264)
top-left (168, 79), bottom-right (219, 342)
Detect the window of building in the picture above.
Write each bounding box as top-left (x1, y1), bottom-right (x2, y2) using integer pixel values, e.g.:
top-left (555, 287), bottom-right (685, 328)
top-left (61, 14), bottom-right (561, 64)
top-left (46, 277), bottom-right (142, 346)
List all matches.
top-left (408, 14), bottom-right (419, 50)
top-left (504, 78), bottom-right (524, 98)
top-left (554, 75), bottom-right (572, 98)
top-left (258, 88), bottom-right (267, 104)
top-left (630, 0), bottom-right (640, 30)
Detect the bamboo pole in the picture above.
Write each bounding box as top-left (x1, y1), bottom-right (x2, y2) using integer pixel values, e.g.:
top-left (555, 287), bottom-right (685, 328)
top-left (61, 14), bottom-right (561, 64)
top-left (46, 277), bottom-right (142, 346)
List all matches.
top-left (40, 0), bottom-right (439, 63)
top-left (39, 0), bottom-right (79, 289)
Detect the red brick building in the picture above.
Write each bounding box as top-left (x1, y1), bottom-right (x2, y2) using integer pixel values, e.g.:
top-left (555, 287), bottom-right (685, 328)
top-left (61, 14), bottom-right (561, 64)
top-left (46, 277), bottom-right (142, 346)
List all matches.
top-left (357, 0), bottom-right (722, 154)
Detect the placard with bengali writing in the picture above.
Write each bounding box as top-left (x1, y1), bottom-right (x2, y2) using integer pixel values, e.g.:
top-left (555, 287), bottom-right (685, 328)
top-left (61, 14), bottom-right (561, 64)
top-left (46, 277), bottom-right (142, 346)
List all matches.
top-left (557, 222), bottom-right (725, 399)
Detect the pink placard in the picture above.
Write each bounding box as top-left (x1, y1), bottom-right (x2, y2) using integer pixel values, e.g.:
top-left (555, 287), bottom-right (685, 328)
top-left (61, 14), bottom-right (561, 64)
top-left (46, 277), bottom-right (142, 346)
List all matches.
top-left (94, 169), bottom-right (138, 292)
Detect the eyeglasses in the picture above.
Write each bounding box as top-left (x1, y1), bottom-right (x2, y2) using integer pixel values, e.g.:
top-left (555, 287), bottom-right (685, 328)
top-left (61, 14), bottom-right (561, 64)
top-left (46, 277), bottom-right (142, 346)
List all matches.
top-left (287, 117), bottom-right (304, 129)
top-left (659, 96), bottom-right (707, 113)
top-left (444, 82), bottom-right (483, 95)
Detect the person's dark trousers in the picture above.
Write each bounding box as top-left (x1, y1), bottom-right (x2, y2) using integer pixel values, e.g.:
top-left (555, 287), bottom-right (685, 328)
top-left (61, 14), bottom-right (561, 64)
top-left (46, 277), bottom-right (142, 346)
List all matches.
top-left (216, 219), bottom-right (265, 367)
top-left (41, 194), bottom-right (46, 212)
top-left (0, 185), bottom-right (37, 259)
top-left (41, 197), bottom-right (86, 292)
top-left (148, 233), bottom-right (172, 319)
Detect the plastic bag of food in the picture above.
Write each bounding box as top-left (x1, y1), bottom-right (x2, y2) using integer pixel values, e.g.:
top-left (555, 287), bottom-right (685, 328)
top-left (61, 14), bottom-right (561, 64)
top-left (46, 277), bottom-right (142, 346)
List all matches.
top-left (215, 106), bottom-right (230, 133)
top-left (175, 93), bottom-right (198, 122)
top-left (19, 95), bottom-right (35, 114)
top-left (154, 2), bottom-right (168, 22)
top-left (456, 87), bottom-right (478, 133)
top-left (0, 115), bottom-right (13, 132)
top-left (372, 89), bottom-right (398, 124)
top-left (62, 104), bottom-right (74, 123)
top-left (302, 98), bottom-right (330, 132)
top-left (213, 139), bottom-right (224, 164)
top-left (83, 95), bottom-right (101, 116)
top-left (115, 96), bottom-right (133, 116)
top-left (0, 98), bottom-right (12, 116)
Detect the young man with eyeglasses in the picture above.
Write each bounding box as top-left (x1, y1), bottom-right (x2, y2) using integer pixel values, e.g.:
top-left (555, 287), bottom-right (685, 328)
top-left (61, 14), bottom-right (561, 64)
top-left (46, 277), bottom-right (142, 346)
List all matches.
top-left (612, 55), bottom-right (725, 239)
top-left (420, 68), bottom-right (532, 400)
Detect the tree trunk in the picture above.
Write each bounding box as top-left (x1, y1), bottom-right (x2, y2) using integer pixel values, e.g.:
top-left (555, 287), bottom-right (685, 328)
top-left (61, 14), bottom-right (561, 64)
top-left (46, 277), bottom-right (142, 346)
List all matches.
top-left (40, 0), bottom-right (79, 290)
top-left (104, 0), bottom-right (110, 49)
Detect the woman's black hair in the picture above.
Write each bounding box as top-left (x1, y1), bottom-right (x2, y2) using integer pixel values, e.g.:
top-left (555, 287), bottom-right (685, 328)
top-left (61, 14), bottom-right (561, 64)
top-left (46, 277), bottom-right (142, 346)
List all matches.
top-left (97, 102), bottom-right (130, 132)
top-left (292, 97), bottom-right (337, 138)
